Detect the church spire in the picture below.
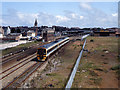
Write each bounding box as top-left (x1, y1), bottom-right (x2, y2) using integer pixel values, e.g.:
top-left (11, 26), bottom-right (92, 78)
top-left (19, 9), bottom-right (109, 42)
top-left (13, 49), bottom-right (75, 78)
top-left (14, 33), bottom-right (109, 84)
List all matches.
top-left (34, 19), bottom-right (38, 36)
top-left (34, 19), bottom-right (38, 27)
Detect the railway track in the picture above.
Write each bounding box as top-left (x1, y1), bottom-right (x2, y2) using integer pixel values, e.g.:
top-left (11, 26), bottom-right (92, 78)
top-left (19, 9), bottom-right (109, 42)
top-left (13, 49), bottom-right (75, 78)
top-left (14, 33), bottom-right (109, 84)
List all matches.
top-left (1, 48), bottom-right (29, 62)
top-left (1, 42), bottom-right (40, 59)
top-left (0, 53), bottom-right (36, 75)
top-left (1, 53), bottom-right (37, 87)
top-left (1, 48), bottom-right (37, 65)
top-left (2, 48), bottom-right (28, 59)
top-left (3, 62), bottom-right (43, 88)
top-left (0, 53), bottom-right (36, 79)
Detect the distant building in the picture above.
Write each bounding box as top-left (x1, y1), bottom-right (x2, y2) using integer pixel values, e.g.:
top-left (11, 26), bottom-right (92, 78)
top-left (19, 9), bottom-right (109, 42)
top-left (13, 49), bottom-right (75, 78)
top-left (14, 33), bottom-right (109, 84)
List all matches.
top-left (93, 29), bottom-right (116, 36)
top-left (115, 28), bottom-right (120, 37)
top-left (0, 33), bottom-right (3, 38)
top-left (42, 27), bottom-right (55, 42)
top-left (27, 30), bottom-right (35, 38)
top-left (2, 26), bottom-right (11, 35)
top-left (2, 33), bottom-right (22, 41)
top-left (47, 27), bottom-right (55, 34)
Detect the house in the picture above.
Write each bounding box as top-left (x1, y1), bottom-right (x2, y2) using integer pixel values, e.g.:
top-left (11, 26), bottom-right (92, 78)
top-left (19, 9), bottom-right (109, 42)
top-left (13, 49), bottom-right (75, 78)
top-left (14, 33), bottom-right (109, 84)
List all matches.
top-left (2, 26), bottom-right (11, 35)
top-left (0, 32), bottom-right (3, 38)
top-left (27, 30), bottom-right (35, 38)
top-left (0, 26), bottom-right (4, 38)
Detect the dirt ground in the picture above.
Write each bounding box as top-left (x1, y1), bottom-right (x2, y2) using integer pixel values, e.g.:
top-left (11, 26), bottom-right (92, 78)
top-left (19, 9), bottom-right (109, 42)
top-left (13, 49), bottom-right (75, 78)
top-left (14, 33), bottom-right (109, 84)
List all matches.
top-left (72, 36), bottom-right (119, 88)
top-left (22, 38), bottom-right (84, 88)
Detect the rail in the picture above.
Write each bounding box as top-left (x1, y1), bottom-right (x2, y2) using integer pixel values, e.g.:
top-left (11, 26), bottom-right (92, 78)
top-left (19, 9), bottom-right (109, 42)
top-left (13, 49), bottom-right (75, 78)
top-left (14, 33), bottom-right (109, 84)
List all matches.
top-left (81, 34), bottom-right (89, 41)
top-left (65, 39), bottom-right (86, 89)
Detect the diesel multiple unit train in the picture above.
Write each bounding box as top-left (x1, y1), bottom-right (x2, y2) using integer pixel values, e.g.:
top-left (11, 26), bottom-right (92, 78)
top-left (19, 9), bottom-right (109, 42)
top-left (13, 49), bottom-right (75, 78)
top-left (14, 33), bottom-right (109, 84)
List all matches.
top-left (37, 37), bottom-right (69, 61)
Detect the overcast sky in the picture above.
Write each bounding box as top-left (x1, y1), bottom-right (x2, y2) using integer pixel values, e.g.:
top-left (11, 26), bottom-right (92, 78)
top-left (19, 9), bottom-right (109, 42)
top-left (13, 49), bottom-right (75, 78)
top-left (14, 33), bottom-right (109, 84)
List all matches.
top-left (1, 2), bottom-right (118, 28)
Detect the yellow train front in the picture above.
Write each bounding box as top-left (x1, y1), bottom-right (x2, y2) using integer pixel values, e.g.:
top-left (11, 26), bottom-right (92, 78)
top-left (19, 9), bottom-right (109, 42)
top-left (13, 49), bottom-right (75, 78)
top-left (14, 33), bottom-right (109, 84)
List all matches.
top-left (37, 48), bottom-right (47, 61)
top-left (37, 37), bottom-right (69, 61)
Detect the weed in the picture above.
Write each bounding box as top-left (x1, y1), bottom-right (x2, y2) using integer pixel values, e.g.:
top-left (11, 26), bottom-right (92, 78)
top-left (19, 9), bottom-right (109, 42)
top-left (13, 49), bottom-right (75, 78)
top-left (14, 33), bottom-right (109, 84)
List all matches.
top-left (95, 68), bottom-right (103, 71)
top-left (103, 62), bottom-right (108, 64)
top-left (101, 54), bottom-right (105, 57)
top-left (83, 55), bottom-right (87, 57)
top-left (111, 65), bottom-right (120, 70)
top-left (74, 46), bottom-right (77, 49)
top-left (89, 70), bottom-right (98, 76)
top-left (80, 44), bottom-right (83, 48)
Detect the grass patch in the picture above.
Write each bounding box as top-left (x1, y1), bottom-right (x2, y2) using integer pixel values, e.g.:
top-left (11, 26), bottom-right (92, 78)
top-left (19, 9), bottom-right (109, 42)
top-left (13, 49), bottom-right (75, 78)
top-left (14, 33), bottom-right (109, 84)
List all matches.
top-left (118, 57), bottom-right (120, 62)
top-left (72, 44), bottom-right (80, 49)
top-left (2, 41), bottom-right (41, 55)
top-left (116, 70), bottom-right (120, 80)
top-left (89, 77), bottom-right (102, 85)
top-left (46, 73), bottom-right (57, 76)
top-left (78, 61), bottom-right (99, 72)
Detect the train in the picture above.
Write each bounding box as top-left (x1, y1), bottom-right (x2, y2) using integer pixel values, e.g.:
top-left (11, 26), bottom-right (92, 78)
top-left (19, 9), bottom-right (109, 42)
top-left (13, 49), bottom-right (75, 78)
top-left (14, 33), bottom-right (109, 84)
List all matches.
top-left (37, 37), bottom-right (70, 61)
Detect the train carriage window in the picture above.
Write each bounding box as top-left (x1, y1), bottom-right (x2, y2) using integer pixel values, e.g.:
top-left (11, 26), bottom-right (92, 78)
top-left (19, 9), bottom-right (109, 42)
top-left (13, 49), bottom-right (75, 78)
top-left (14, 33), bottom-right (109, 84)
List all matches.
top-left (47, 45), bottom-right (58, 53)
top-left (47, 39), bottom-right (69, 54)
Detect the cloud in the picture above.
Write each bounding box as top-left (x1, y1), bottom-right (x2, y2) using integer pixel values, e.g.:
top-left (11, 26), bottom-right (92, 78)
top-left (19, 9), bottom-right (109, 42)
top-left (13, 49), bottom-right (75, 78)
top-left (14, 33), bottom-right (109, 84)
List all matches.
top-left (2, 8), bottom-right (85, 27)
top-left (56, 15), bottom-right (70, 23)
top-left (80, 16), bottom-right (84, 19)
top-left (78, 2), bottom-right (118, 27)
top-left (80, 2), bottom-right (92, 10)
top-left (71, 13), bottom-right (77, 18)
top-left (0, 19), bottom-right (2, 25)
top-left (2, 5), bottom-right (118, 28)
top-left (112, 13), bottom-right (118, 17)
top-left (2, 9), bottom-right (56, 26)
top-left (37, 12), bottom-right (57, 26)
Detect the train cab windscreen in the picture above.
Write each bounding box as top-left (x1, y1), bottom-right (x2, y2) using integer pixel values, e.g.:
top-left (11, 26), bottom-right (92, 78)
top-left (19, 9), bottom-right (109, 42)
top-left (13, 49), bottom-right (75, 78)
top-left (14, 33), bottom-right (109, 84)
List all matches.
top-left (37, 49), bottom-right (46, 55)
top-left (37, 49), bottom-right (46, 59)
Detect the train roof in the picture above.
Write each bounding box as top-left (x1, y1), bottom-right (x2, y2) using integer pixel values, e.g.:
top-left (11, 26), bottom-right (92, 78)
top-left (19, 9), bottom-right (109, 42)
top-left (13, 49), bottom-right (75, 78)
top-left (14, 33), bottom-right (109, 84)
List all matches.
top-left (40, 37), bottom-right (69, 49)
